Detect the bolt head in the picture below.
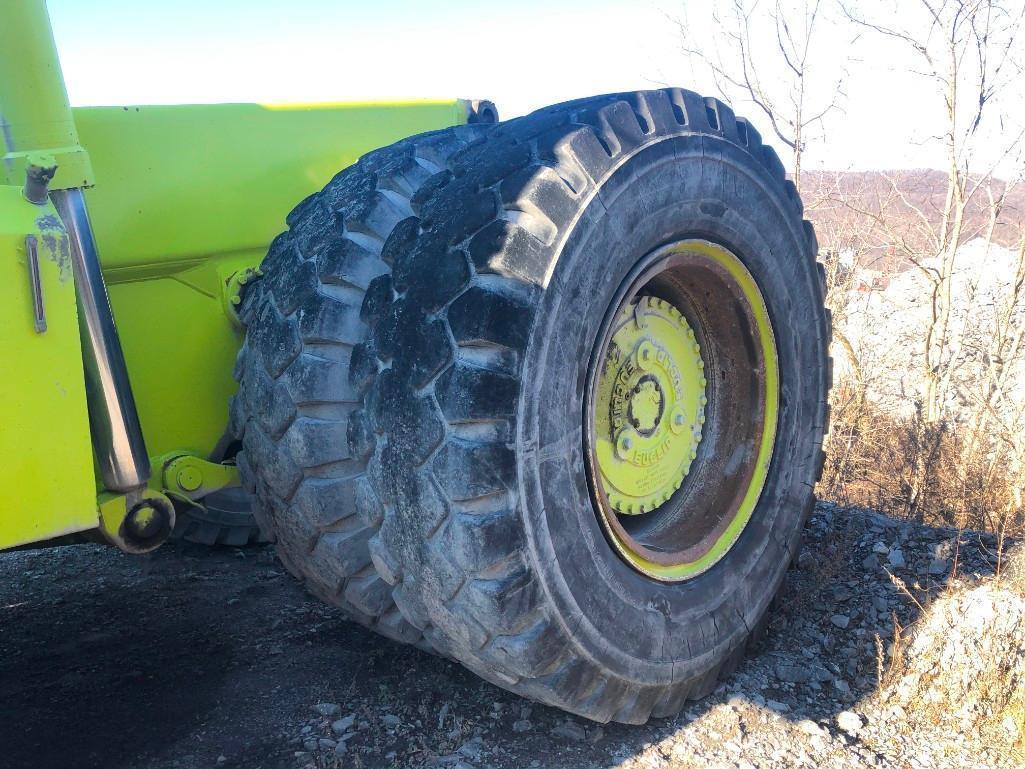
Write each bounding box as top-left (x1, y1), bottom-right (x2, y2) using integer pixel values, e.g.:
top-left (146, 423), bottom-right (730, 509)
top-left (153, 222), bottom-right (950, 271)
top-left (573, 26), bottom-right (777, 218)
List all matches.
top-left (636, 341), bottom-right (658, 370)
top-left (176, 467), bottom-right (202, 492)
top-left (615, 431), bottom-right (636, 461)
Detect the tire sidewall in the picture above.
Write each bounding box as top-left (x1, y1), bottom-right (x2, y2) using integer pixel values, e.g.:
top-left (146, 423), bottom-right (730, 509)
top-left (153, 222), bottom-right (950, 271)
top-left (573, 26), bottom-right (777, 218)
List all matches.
top-left (518, 133), bottom-right (823, 686)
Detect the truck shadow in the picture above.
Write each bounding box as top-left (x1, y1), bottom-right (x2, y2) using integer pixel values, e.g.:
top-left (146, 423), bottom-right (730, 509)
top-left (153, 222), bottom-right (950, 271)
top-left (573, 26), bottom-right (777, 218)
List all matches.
top-left (0, 543), bottom-right (252, 769)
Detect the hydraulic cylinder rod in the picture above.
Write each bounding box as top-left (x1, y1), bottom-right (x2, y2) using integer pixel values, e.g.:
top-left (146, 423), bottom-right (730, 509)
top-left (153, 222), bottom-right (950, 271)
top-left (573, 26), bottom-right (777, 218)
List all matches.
top-left (51, 189), bottom-right (151, 492)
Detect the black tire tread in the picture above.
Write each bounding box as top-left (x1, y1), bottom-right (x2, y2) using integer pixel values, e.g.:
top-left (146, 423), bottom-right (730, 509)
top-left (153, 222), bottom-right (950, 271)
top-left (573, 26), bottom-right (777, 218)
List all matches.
top-left (170, 509), bottom-right (262, 547)
top-left (359, 89), bottom-right (831, 722)
top-left (230, 123), bottom-right (492, 643)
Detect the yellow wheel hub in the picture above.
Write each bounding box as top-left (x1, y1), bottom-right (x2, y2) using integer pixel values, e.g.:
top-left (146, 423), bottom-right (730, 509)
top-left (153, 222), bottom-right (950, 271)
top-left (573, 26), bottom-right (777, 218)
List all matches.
top-left (593, 296), bottom-right (707, 515)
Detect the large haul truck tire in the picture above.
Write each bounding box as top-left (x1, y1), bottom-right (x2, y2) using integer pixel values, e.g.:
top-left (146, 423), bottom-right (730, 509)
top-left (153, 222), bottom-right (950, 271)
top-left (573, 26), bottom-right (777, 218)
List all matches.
top-left (230, 124), bottom-right (493, 644)
top-left (237, 88), bottom-right (830, 724)
top-left (355, 89), bottom-right (830, 723)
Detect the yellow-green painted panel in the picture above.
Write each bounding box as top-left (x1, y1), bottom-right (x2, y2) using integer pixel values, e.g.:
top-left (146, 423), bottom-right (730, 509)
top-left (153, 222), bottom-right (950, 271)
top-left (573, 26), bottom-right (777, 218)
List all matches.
top-left (105, 252), bottom-right (258, 460)
top-left (78, 100), bottom-right (468, 461)
top-left (0, 186), bottom-right (96, 549)
top-left (0, 0), bottom-right (94, 190)
top-left (75, 100), bottom-right (467, 270)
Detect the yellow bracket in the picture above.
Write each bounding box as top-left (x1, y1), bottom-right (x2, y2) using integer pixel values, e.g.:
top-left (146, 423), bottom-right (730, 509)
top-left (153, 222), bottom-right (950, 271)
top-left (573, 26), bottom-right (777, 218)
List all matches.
top-left (0, 1), bottom-right (95, 190)
top-left (155, 453), bottom-right (241, 503)
top-left (223, 266), bottom-right (262, 328)
top-left (92, 454), bottom-right (239, 553)
top-left (97, 489), bottom-right (175, 554)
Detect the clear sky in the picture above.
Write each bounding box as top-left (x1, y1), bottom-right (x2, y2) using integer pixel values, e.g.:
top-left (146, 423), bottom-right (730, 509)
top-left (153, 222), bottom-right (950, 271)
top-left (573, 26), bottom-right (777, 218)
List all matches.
top-left (47, 0), bottom-right (1024, 175)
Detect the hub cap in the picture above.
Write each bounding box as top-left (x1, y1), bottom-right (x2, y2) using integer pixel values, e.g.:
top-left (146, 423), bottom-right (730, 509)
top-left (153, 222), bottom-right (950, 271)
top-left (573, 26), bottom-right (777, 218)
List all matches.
top-left (593, 297), bottom-right (707, 514)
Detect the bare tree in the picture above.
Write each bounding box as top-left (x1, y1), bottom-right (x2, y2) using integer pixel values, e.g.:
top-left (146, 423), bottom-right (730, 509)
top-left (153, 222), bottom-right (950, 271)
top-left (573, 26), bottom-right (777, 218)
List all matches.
top-left (826, 0), bottom-right (1024, 522)
top-left (676, 0), bottom-right (846, 188)
top-left (842, 0), bottom-right (1024, 424)
top-left (956, 219), bottom-right (1025, 532)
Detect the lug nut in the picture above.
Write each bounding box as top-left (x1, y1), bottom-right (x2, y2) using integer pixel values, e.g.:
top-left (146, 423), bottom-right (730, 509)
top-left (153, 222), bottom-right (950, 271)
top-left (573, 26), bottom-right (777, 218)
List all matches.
top-left (616, 431), bottom-right (636, 460)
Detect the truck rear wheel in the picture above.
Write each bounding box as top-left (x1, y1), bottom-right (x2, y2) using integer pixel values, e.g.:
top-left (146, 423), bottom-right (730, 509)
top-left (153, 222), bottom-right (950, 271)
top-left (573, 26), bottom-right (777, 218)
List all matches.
top-left (230, 123), bottom-right (493, 643)
top-left (170, 487), bottom-right (263, 547)
top-left (356, 89), bottom-right (830, 722)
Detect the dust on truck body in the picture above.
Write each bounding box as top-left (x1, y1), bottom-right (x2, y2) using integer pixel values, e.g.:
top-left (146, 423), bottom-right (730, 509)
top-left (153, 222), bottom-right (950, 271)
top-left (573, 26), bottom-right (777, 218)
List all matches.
top-left (0, 0), bottom-right (478, 551)
top-left (1, 0), bottom-right (830, 726)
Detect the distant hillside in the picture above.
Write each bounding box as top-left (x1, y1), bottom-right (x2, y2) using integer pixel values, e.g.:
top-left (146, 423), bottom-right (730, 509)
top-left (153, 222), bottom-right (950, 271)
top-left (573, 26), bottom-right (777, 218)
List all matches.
top-left (800, 169), bottom-right (1024, 272)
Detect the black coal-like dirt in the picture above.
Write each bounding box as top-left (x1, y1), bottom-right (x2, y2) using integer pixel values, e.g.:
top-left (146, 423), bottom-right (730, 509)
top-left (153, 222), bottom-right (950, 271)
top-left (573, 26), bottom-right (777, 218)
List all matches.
top-left (0, 504), bottom-right (1014, 769)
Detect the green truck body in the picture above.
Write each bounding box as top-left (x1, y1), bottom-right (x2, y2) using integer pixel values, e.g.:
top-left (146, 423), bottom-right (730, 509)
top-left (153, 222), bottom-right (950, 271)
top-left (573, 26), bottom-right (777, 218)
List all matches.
top-left (0, 0), bottom-right (472, 550)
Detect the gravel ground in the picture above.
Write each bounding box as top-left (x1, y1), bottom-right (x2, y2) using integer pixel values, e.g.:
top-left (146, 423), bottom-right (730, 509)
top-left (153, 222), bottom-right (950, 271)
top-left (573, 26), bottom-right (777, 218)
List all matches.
top-left (0, 503), bottom-right (1016, 769)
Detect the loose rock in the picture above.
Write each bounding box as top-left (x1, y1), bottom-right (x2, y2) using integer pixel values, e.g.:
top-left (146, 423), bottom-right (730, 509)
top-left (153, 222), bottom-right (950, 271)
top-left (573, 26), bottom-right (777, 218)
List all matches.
top-left (837, 710), bottom-right (864, 735)
top-left (551, 722), bottom-right (587, 741)
top-left (331, 715), bottom-right (356, 735)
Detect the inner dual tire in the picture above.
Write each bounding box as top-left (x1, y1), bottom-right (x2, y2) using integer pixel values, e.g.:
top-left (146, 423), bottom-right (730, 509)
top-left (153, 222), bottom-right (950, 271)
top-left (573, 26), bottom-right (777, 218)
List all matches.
top-left (233, 88), bottom-right (830, 724)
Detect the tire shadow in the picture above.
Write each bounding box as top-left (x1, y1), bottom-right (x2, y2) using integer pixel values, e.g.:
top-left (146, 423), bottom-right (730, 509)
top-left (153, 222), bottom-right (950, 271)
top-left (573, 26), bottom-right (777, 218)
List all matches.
top-left (0, 545), bottom-right (236, 769)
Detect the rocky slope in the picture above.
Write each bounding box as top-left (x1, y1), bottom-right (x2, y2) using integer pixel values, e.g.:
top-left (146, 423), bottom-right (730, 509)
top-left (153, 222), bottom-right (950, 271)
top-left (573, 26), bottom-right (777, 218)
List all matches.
top-left (287, 503), bottom-right (1021, 769)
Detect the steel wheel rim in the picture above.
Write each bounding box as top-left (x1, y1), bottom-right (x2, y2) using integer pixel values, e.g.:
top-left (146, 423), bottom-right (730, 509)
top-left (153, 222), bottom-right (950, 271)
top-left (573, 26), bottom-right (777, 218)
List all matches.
top-left (584, 239), bottom-right (779, 582)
